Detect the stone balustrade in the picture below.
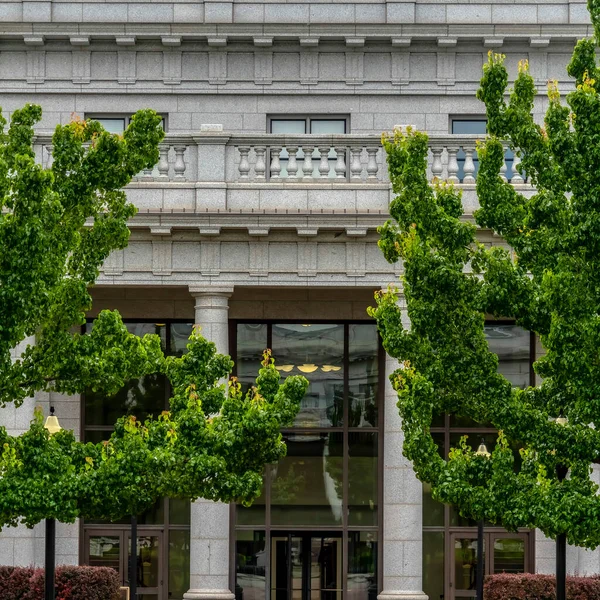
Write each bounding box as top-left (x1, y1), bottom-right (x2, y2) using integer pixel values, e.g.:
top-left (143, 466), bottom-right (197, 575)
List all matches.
top-left (34, 132), bottom-right (527, 187)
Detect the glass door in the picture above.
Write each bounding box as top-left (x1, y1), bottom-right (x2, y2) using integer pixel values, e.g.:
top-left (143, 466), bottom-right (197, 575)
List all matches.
top-left (271, 534), bottom-right (343, 600)
top-left (126, 531), bottom-right (164, 599)
top-left (449, 534), bottom-right (479, 600)
top-left (489, 533), bottom-right (528, 575)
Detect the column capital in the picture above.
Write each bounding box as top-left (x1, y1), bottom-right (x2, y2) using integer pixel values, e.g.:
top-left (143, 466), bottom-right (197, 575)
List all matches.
top-left (189, 285), bottom-right (234, 298)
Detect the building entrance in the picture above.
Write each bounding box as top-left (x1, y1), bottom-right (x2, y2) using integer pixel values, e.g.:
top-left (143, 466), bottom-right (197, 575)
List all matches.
top-left (271, 533), bottom-right (343, 600)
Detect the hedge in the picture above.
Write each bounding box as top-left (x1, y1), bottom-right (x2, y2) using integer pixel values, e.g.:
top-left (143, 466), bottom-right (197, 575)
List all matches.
top-left (0, 565), bottom-right (121, 600)
top-left (485, 573), bottom-right (600, 600)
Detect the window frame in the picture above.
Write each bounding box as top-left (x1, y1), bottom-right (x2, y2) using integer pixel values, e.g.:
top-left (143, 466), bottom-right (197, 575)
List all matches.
top-left (229, 319), bottom-right (383, 600)
top-left (84, 114), bottom-right (167, 133)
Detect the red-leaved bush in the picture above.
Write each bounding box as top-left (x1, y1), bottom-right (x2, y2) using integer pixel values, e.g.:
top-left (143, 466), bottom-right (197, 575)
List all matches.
top-left (0, 565), bottom-right (121, 600)
top-left (485, 573), bottom-right (600, 600)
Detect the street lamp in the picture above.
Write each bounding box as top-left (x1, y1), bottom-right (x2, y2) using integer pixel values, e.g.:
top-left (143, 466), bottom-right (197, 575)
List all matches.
top-left (475, 439), bottom-right (491, 600)
top-left (555, 415), bottom-right (568, 600)
top-left (43, 406), bottom-right (62, 600)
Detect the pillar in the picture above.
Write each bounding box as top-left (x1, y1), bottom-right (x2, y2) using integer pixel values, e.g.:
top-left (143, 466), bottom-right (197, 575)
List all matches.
top-left (378, 296), bottom-right (428, 600)
top-left (185, 285), bottom-right (235, 600)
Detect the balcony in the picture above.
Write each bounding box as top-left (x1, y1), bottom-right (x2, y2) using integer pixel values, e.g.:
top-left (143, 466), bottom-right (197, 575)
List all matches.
top-left (34, 132), bottom-right (531, 219)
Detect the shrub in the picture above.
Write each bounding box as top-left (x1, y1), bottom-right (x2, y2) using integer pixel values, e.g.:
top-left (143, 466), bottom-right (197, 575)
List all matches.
top-left (485, 573), bottom-right (600, 600)
top-left (0, 565), bottom-right (121, 600)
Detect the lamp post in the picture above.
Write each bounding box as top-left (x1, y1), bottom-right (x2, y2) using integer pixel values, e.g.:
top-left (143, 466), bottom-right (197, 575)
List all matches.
top-left (43, 406), bottom-right (61, 600)
top-left (555, 415), bottom-right (568, 600)
top-left (475, 439), bottom-right (491, 600)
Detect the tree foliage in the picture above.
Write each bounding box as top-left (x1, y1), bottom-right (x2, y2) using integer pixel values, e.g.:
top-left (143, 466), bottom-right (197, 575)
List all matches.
top-left (370, 0), bottom-right (600, 548)
top-left (0, 106), bottom-right (308, 527)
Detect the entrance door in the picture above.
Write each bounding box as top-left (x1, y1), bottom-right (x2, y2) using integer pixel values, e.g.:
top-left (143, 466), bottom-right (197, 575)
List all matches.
top-left (449, 532), bottom-right (529, 600)
top-left (271, 534), bottom-right (343, 600)
top-left (84, 529), bottom-right (164, 598)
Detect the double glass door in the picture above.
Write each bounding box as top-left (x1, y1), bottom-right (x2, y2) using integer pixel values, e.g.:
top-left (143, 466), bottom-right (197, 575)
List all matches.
top-left (85, 529), bottom-right (163, 598)
top-left (271, 533), bottom-right (343, 600)
top-left (450, 532), bottom-right (529, 600)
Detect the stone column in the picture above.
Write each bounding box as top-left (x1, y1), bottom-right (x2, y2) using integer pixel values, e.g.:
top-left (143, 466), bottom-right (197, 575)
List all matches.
top-left (185, 286), bottom-right (235, 600)
top-left (378, 296), bottom-right (428, 600)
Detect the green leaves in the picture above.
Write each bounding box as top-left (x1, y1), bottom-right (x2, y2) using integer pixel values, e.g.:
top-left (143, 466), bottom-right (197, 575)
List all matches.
top-left (375, 5), bottom-right (600, 548)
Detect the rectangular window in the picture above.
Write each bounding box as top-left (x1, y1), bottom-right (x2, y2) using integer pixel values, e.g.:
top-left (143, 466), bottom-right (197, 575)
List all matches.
top-left (269, 116), bottom-right (348, 179)
top-left (451, 118), bottom-right (515, 182)
top-left (85, 114), bottom-right (166, 133)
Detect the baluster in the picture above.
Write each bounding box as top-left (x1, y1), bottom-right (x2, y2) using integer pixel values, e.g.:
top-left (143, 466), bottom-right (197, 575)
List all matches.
top-left (318, 146), bottom-right (330, 178)
top-left (141, 163), bottom-right (154, 181)
top-left (500, 150), bottom-right (508, 182)
top-left (173, 145), bottom-right (187, 181)
top-left (238, 146), bottom-right (251, 180)
top-left (45, 144), bottom-right (54, 169)
top-left (270, 147), bottom-right (282, 179)
top-left (431, 146), bottom-right (443, 181)
top-left (334, 147), bottom-right (347, 179)
top-left (463, 146), bottom-right (476, 184)
top-left (366, 147), bottom-right (379, 181)
top-left (303, 146), bottom-right (315, 180)
top-left (511, 152), bottom-right (524, 184)
top-left (287, 146), bottom-right (299, 179)
top-left (254, 146), bottom-right (267, 181)
top-left (157, 145), bottom-right (170, 181)
top-left (350, 146), bottom-right (363, 180)
top-left (447, 146), bottom-right (459, 183)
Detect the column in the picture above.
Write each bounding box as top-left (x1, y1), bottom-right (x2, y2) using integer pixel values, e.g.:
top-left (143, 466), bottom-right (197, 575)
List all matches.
top-left (378, 296), bottom-right (428, 600)
top-left (185, 285), bottom-right (235, 600)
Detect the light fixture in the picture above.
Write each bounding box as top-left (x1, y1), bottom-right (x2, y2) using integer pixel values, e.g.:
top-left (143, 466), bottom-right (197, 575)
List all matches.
top-left (297, 363), bottom-right (319, 373)
top-left (44, 406), bottom-right (62, 435)
top-left (475, 439), bottom-right (490, 458)
top-left (276, 365), bottom-right (294, 373)
top-left (556, 414), bottom-right (568, 426)
top-left (321, 365), bottom-right (342, 372)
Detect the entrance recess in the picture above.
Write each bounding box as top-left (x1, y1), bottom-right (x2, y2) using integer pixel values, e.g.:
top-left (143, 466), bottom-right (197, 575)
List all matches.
top-left (271, 533), bottom-right (343, 600)
top-left (449, 532), bottom-right (529, 600)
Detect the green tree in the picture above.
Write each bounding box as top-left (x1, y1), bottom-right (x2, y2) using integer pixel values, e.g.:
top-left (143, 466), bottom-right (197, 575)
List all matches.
top-left (370, 0), bottom-right (600, 548)
top-left (0, 106), bottom-right (308, 527)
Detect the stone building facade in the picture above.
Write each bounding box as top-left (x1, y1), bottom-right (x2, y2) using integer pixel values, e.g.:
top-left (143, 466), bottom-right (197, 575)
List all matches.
top-left (0, 1), bottom-right (598, 599)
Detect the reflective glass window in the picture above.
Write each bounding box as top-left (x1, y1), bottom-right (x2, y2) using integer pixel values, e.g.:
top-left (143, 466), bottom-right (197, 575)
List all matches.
top-left (347, 532), bottom-right (377, 600)
top-left (237, 324), bottom-right (268, 395)
top-left (348, 432), bottom-right (378, 526)
top-left (348, 325), bottom-right (379, 427)
top-left (236, 531), bottom-right (267, 600)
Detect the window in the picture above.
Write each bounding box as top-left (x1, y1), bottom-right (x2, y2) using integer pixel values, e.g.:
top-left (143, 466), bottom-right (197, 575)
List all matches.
top-left (451, 119), bottom-right (515, 182)
top-left (232, 321), bottom-right (381, 600)
top-left (268, 117), bottom-right (348, 178)
top-left (85, 115), bottom-right (166, 133)
top-left (423, 324), bottom-right (534, 600)
top-left (82, 320), bottom-right (192, 600)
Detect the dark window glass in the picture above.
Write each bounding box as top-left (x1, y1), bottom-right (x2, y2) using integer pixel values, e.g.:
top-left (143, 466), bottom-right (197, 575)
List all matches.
top-left (169, 530), bottom-right (191, 599)
top-left (170, 322), bottom-right (194, 356)
top-left (271, 432), bottom-right (344, 526)
top-left (348, 432), bottom-right (378, 526)
top-left (169, 497), bottom-right (191, 526)
top-left (347, 532), bottom-right (378, 600)
top-left (422, 531), bottom-right (444, 600)
top-left (88, 535), bottom-right (121, 570)
top-left (236, 531), bottom-right (266, 600)
top-left (349, 324), bottom-right (378, 427)
top-left (272, 324), bottom-right (344, 428)
top-left (485, 325), bottom-right (530, 389)
top-left (237, 324), bottom-right (268, 395)
top-left (423, 434), bottom-right (445, 527)
top-left (95, 118), bottom-right (126, 134)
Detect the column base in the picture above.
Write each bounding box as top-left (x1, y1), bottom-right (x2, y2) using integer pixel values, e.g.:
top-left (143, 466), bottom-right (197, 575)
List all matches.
top-left (183, 590), bottom-right (235, 600)
top-left (378, 591), bottom-right (429, 600)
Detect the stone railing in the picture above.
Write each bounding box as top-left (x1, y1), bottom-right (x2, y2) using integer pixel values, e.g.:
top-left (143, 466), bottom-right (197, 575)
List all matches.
top-left (33, 132), bottom-right (526, 186)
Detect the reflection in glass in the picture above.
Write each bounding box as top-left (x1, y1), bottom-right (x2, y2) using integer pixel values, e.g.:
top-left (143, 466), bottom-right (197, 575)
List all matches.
top-left (493, 538), bottom-right (525, 573)
top-left (170, 322), bottom-right (194, 356)
top-left (236, 531), bottom-right (266, 600)
top-left (485, 325), bottom-right (530, 389)
top-left (348, 432), bottom-right (378, 526)
top-left (169, 530), bottom-right (190, 599)
top-left (348, 532), bottom-right (377, 600)
top-left (348, 325), bottom-right (378, 427)
top-left (88, 535), bottom-right (120, 570)
top-left (423, 531), bottom-right (444, 600)
top-left (453, 537), bottom-right (481, 591)
top-left (169, 497), bottom-right (191, 526)
top-left (96, 118), bottom-right (126, 134)
top-left (237, 472), bottom-right (266, 526)
top-left (272, 324), bottom-right (344, 428)
top-left (237, 324), bottom-right (268, 395)
top-left (271, 433), bottom-right (343, 526)
top-left (131, 535), bottom-right (160, 588)
top-left (311, 537), bottom-right (343, 600)
top-left (85, 373), bottom-right (167, 427)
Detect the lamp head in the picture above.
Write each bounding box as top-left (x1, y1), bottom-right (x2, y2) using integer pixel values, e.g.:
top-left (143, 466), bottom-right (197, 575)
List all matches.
top-left (44, 406), bottom-right (62, 435)
top-left (475, 438), bottom-right (491, 458)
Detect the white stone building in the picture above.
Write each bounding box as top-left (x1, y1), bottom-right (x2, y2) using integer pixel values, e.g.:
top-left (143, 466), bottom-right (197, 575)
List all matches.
top-left (0, 1), bottom-right (598, 599)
